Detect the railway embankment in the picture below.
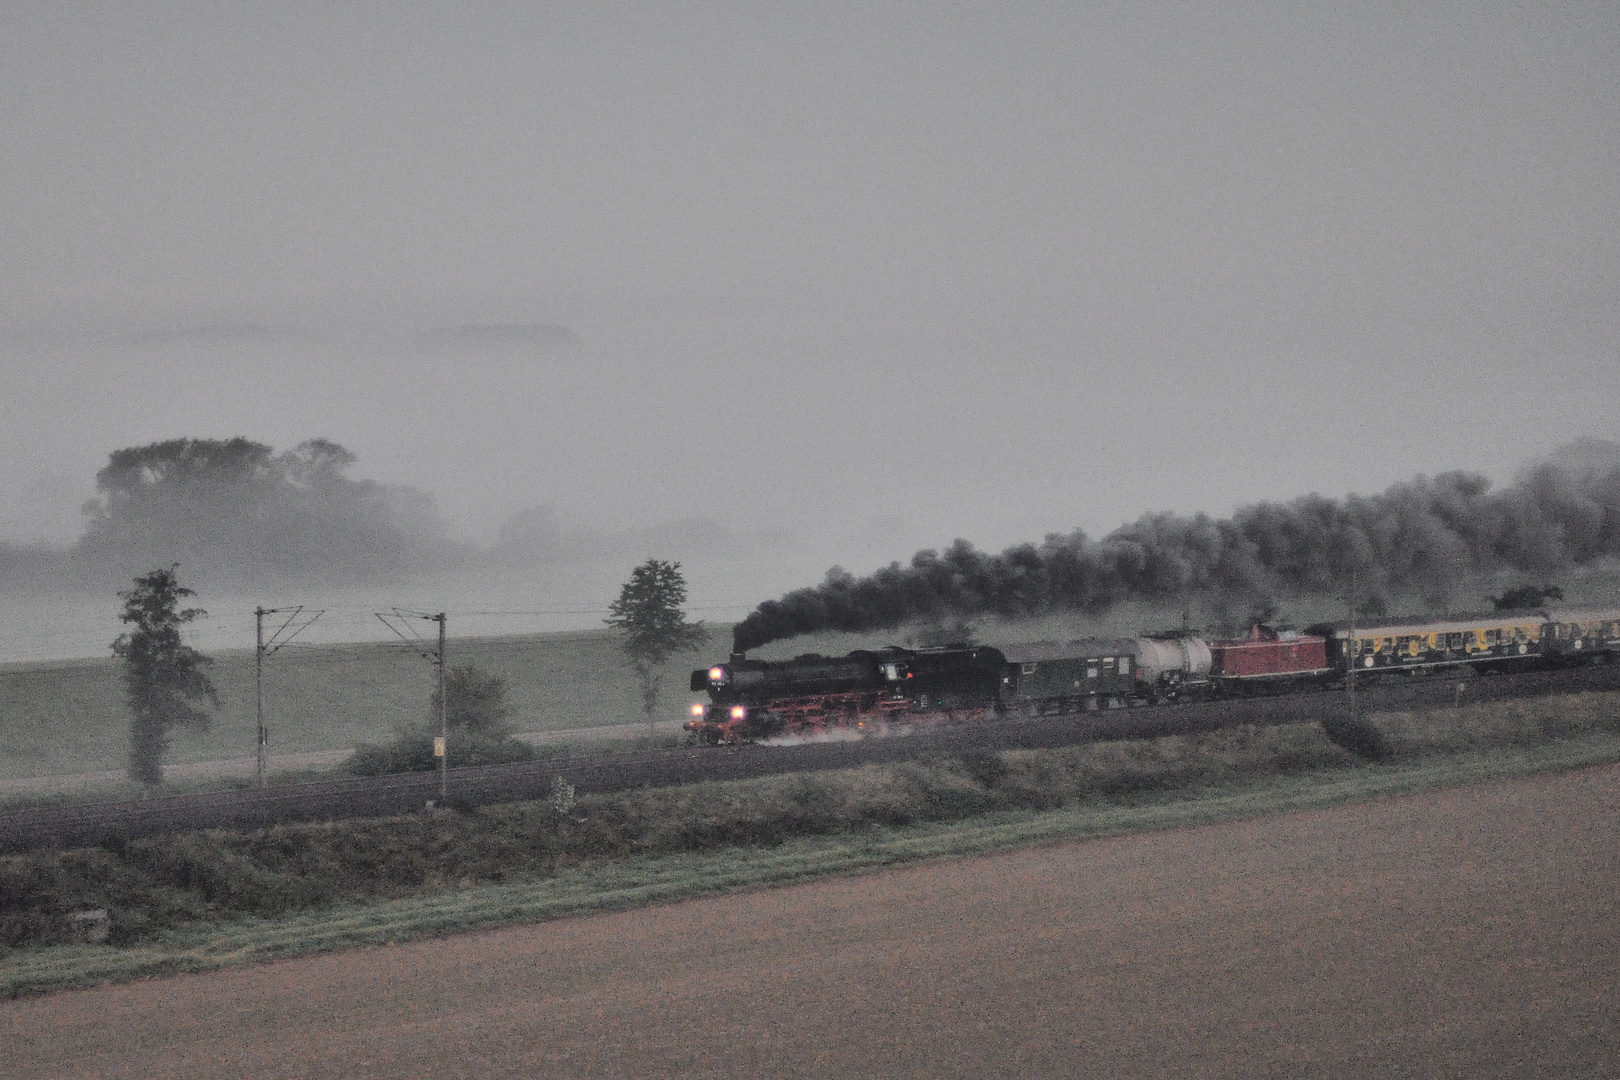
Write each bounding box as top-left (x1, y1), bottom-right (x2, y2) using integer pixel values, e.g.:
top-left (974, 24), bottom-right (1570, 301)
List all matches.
top-left (1, 684), bottom-right (1618, 998)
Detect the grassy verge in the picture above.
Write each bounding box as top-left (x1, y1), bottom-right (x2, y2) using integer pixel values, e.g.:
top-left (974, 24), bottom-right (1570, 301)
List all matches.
top-left (0, 768), bottom-right (342, 813)
top-left (0, 630), bottom-right (712, 780)
top-left (3, 693), bottom-right (1618, 999)
top-left (0, 731), bottom-right (687, 814)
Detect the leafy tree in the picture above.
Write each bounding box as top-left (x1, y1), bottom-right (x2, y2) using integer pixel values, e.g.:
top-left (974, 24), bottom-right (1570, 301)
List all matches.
top-left (77, 436), bottom-right (450, 588)
top-left (111, 566), bottom-right (218, 785)
top-left (341, 666), bottom-right (527, 777)
top-left (430, 664), bottom-right (512, 735)
top-left (607, 559), bottom-right (709, 728)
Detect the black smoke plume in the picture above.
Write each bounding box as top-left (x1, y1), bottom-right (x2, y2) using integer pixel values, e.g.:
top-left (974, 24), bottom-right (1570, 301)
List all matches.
top-left (733, 445), bottom-right (1620, 652)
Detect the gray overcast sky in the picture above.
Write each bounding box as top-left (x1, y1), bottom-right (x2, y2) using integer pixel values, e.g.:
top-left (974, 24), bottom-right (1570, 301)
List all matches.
top-left (3, 2), bottom-right (1617, 574)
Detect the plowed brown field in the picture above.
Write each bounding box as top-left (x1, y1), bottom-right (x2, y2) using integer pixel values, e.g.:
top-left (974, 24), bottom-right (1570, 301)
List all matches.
top-left (5, 764), bottom-right (1618, 1079)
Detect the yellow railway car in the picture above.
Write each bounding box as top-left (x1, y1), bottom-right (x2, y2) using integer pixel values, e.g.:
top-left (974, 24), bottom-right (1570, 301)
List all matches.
top-left (1314, 613), bottom-right (1547, 673)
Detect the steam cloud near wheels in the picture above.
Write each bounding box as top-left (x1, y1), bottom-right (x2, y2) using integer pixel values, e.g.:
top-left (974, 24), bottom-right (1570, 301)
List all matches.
top-left (733, 444), bottom-right (1620, 653)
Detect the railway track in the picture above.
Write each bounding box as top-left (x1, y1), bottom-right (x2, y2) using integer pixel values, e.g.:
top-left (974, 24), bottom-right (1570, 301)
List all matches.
top-left (2, 661), bottom-right (1616, 855)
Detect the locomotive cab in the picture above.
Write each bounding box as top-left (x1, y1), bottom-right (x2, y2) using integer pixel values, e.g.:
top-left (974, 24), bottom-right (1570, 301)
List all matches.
top-left (689, 665), bottom-right (728, 692)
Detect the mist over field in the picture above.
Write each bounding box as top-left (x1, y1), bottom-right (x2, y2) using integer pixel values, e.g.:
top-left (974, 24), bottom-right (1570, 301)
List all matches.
top-left (2, 4), bottom-right (1617, 659)
top-left (0, 434), bottom-right (780, 595)
top-left (0, 433), bottom-right (805, 662)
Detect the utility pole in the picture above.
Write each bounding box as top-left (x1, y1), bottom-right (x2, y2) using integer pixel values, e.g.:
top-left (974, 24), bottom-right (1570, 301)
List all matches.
top-left (256, 608), bottom-right (265, 787)
top-left (435, 612), bottom-right (447, 799)
top-left (375, 609), bottom-right (449, 800)
top-left (254, 606), bottom-right (323, 789)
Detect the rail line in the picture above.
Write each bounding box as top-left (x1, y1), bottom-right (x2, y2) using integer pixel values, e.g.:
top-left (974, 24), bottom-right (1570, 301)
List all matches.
top-left (2, 662), bottom-right (1616, 855)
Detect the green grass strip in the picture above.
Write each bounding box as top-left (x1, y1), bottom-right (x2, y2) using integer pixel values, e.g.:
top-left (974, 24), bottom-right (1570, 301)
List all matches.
top-left (6, 731), bottom-right (1620, 999)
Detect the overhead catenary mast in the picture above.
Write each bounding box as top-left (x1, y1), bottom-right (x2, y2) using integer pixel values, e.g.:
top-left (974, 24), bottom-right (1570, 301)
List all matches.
top-left (376, 609), bottom-right (449, 799)
top-left (254, 606), bottom-right (324, 788)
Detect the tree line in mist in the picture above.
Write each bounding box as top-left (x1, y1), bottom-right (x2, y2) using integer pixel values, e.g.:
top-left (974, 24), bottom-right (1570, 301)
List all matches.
top-left (0, 437), bottom-right (453, 592)
top-left (732, 440), bottom-right (1620, 652)
top-left (0, 436), bottom-right (745, 595)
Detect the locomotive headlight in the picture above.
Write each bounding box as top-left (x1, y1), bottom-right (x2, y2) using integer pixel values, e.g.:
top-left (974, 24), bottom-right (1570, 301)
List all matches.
top-left (690, 702), bottom-right (706, 717)
top-left (730, 705), bottom-right (747, 720)
top-left (708, 666), bottom-right (727, 684)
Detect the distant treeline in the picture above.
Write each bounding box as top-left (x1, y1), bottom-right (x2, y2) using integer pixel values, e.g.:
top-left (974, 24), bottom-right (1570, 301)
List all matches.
top-left (0, 437), bottom-right (456, 593)
top-left (733, 440), bottom-right (1620, 651)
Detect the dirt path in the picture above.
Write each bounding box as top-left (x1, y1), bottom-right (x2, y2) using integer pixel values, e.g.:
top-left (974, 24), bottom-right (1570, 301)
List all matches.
top-left (5, 764), bottom-right (1618, 1079)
